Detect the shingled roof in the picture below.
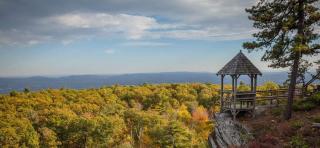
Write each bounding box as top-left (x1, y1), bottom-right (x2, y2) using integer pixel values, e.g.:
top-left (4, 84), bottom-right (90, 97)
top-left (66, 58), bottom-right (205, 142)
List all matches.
top-left (217, 51), bottom-right (262, 75)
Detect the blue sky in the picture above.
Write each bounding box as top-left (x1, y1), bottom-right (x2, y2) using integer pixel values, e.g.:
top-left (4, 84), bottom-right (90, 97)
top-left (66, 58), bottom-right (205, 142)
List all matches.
top-left (0, 0), bottom-right (318, 76)
top-left (0, 37), bottom-right (272, 77)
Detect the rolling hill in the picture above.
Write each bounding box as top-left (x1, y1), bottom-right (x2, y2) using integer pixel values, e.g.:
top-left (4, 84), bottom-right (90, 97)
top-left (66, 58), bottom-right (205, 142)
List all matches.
top-left (0, 72), bottom-right (313, 93)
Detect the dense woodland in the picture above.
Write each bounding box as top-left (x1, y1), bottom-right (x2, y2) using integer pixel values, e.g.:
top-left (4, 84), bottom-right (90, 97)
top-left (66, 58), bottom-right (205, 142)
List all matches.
top-left (0, 82), bottom-right (284, 148)
top-left (0, 0), bottom-right (319, 147)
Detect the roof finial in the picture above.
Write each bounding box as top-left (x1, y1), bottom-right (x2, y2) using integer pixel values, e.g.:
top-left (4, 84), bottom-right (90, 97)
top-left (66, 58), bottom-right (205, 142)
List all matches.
top-left (240, 49), bottom-right (242, 53)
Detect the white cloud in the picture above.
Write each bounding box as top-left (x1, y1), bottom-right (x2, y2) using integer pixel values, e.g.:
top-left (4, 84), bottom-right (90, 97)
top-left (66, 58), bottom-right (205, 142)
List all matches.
top-left (41, 12), bottom-right (257, 42)
top-left (122, 41), bottom-right (171, 47)
top-left (0, 30), bottom-right (52, 46)
top-left (0, 0), bottom-right (262, 46)
top-left (46, 13), bottom-right (158, 40)
top-left (105, 49), bottom-right (115, 54)
top-left (0, 11), bottom-right (257, 47)
top-left (145, 27), bottom-right (257, 41)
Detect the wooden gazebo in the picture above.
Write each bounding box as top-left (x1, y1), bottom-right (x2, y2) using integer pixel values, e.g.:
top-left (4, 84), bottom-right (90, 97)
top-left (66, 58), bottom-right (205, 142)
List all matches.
top-left (217, 51), bottom-right (262, 119)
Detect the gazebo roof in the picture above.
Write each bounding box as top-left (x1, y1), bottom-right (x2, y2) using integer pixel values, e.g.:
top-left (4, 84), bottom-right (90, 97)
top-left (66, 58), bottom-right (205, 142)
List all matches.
top-left (217, 51), bottom-right (262, 75)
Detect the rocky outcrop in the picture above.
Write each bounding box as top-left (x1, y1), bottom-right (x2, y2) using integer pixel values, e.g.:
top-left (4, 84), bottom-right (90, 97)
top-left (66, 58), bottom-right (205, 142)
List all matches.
top-left (208, 113), bottom-right (252, 148)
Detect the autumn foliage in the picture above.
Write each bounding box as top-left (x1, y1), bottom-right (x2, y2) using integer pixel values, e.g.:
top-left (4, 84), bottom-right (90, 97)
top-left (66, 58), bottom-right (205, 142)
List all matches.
top-left (0, 83), bottom-right (219, 147)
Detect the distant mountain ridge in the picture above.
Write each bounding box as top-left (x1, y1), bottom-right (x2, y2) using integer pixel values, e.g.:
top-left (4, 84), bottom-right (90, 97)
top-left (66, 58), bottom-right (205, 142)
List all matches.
top-left (0, 72), bottom-right (316, 94)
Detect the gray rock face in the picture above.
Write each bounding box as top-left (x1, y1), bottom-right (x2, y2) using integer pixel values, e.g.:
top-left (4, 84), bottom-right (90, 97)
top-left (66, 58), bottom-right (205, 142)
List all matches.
top-left (208, 113), bottom-right (252, 148)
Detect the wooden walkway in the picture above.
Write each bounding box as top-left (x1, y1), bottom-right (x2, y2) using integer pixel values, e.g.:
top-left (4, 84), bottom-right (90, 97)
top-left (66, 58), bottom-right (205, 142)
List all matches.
top-left (221, 88), bottom-right (320, 108)
top-left (219, 87), bottom-right (320, 120)
top-left (255, 88), bottom-right (303, 106)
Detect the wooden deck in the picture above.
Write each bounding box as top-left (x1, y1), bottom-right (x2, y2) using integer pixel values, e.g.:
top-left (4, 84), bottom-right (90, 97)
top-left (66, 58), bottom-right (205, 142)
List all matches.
top-left (222, 91), bottom-right (255, 111)
top-left (255, 88), bottom-right (303, 106)
top-left (220, 88), bottom-right (312, 118)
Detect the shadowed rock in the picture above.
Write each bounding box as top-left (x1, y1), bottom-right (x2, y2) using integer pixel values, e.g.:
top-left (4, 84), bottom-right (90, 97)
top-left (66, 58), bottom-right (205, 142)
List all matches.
top-left (209, 113), bottom-right (252, 148)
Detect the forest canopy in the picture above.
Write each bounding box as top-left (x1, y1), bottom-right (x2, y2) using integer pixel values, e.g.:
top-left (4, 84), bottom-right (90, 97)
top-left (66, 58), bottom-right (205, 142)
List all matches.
top-left (0, 83), bottom-right (222, 148)
top-left (0, 82), bottom-right (283, 147)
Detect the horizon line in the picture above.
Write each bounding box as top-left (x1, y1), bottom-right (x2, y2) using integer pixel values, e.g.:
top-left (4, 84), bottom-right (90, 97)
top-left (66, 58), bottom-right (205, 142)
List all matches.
top-left (0, 70), bottom-right (293, 78)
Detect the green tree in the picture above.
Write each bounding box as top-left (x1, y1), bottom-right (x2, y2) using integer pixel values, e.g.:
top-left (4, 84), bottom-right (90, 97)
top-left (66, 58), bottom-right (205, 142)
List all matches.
top-left (177, 104), bottom-right (192, 123)
top-left (238, 81), bottom-right (251, 91)
top-left (124, 109), bottom-right (163, 147)
top-left (159, 121), bottom-right (192, 148)
top-left (9, 90), bottom-right (18, 97)
top-left (259, 81), bottom-right (280, 91)
top-left (198, 86), bottom-right (218, 109)
top-left (243, 0), bottom-right (320, 119)
top-left (0, 117), bottom-right (39, 148)
top-left (39, 127), bottom-right (60, 148)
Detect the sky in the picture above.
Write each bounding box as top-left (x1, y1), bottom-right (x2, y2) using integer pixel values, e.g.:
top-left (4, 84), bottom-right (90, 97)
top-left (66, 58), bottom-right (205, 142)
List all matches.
top-left (0, 0), bottom-right (319, 77)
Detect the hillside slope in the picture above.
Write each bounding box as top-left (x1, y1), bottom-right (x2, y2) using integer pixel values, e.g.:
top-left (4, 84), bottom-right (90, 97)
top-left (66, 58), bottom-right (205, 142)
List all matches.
top-left (240, 93), bottom-right (320, 147)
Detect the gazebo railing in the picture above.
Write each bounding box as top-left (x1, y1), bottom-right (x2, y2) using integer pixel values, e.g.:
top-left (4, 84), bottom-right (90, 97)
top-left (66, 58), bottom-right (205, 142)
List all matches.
top-left (255, 88), bottom-right (303, 106)
top-left (222, 91), bottom-right (233, 109)
top-left (220, 88), bottom-right (304, 109)
top-left (221, 90), bottom-right (256, 110)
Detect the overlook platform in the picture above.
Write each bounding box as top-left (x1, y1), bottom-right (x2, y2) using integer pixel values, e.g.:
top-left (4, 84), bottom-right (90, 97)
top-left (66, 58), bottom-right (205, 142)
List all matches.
top-left (217, 51), bottom-right (261, 119)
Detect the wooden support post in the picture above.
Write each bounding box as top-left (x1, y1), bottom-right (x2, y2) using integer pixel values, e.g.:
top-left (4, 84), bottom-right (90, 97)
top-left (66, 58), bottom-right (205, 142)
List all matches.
top-left (252, 74), bottom-right (257, 118)
top-left (231, 75), bottom-right (235, 102)
top-left (233, 75), bottom-right (238, 120)
top-left (220, 75), bottom-right (224, 112)
top-left (231, 75), bottom-right (236, 120)
top-left (250, 74), bottom-right (254, 92)
top-left (249, 74), bottom-right (253, 108)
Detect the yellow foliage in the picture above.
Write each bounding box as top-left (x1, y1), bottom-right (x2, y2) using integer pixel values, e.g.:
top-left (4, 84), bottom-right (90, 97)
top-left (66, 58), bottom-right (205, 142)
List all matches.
top-left (258, 81), bottom-right (280, 91)
top-left (177, 104), bottom-right (192, 123)
top-left (211, 105), bottom-right (221, 114)
top-left (0, 83), bottom-right (223, 147)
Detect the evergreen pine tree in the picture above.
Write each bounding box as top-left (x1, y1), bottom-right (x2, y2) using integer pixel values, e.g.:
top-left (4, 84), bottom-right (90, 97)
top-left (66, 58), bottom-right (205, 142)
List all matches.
top-left (244, 0), bottom-right (320, 119)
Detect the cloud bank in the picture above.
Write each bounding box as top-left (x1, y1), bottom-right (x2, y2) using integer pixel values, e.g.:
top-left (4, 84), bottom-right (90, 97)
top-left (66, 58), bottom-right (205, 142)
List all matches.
top-left (0, 0), bottom-right (257, 46)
